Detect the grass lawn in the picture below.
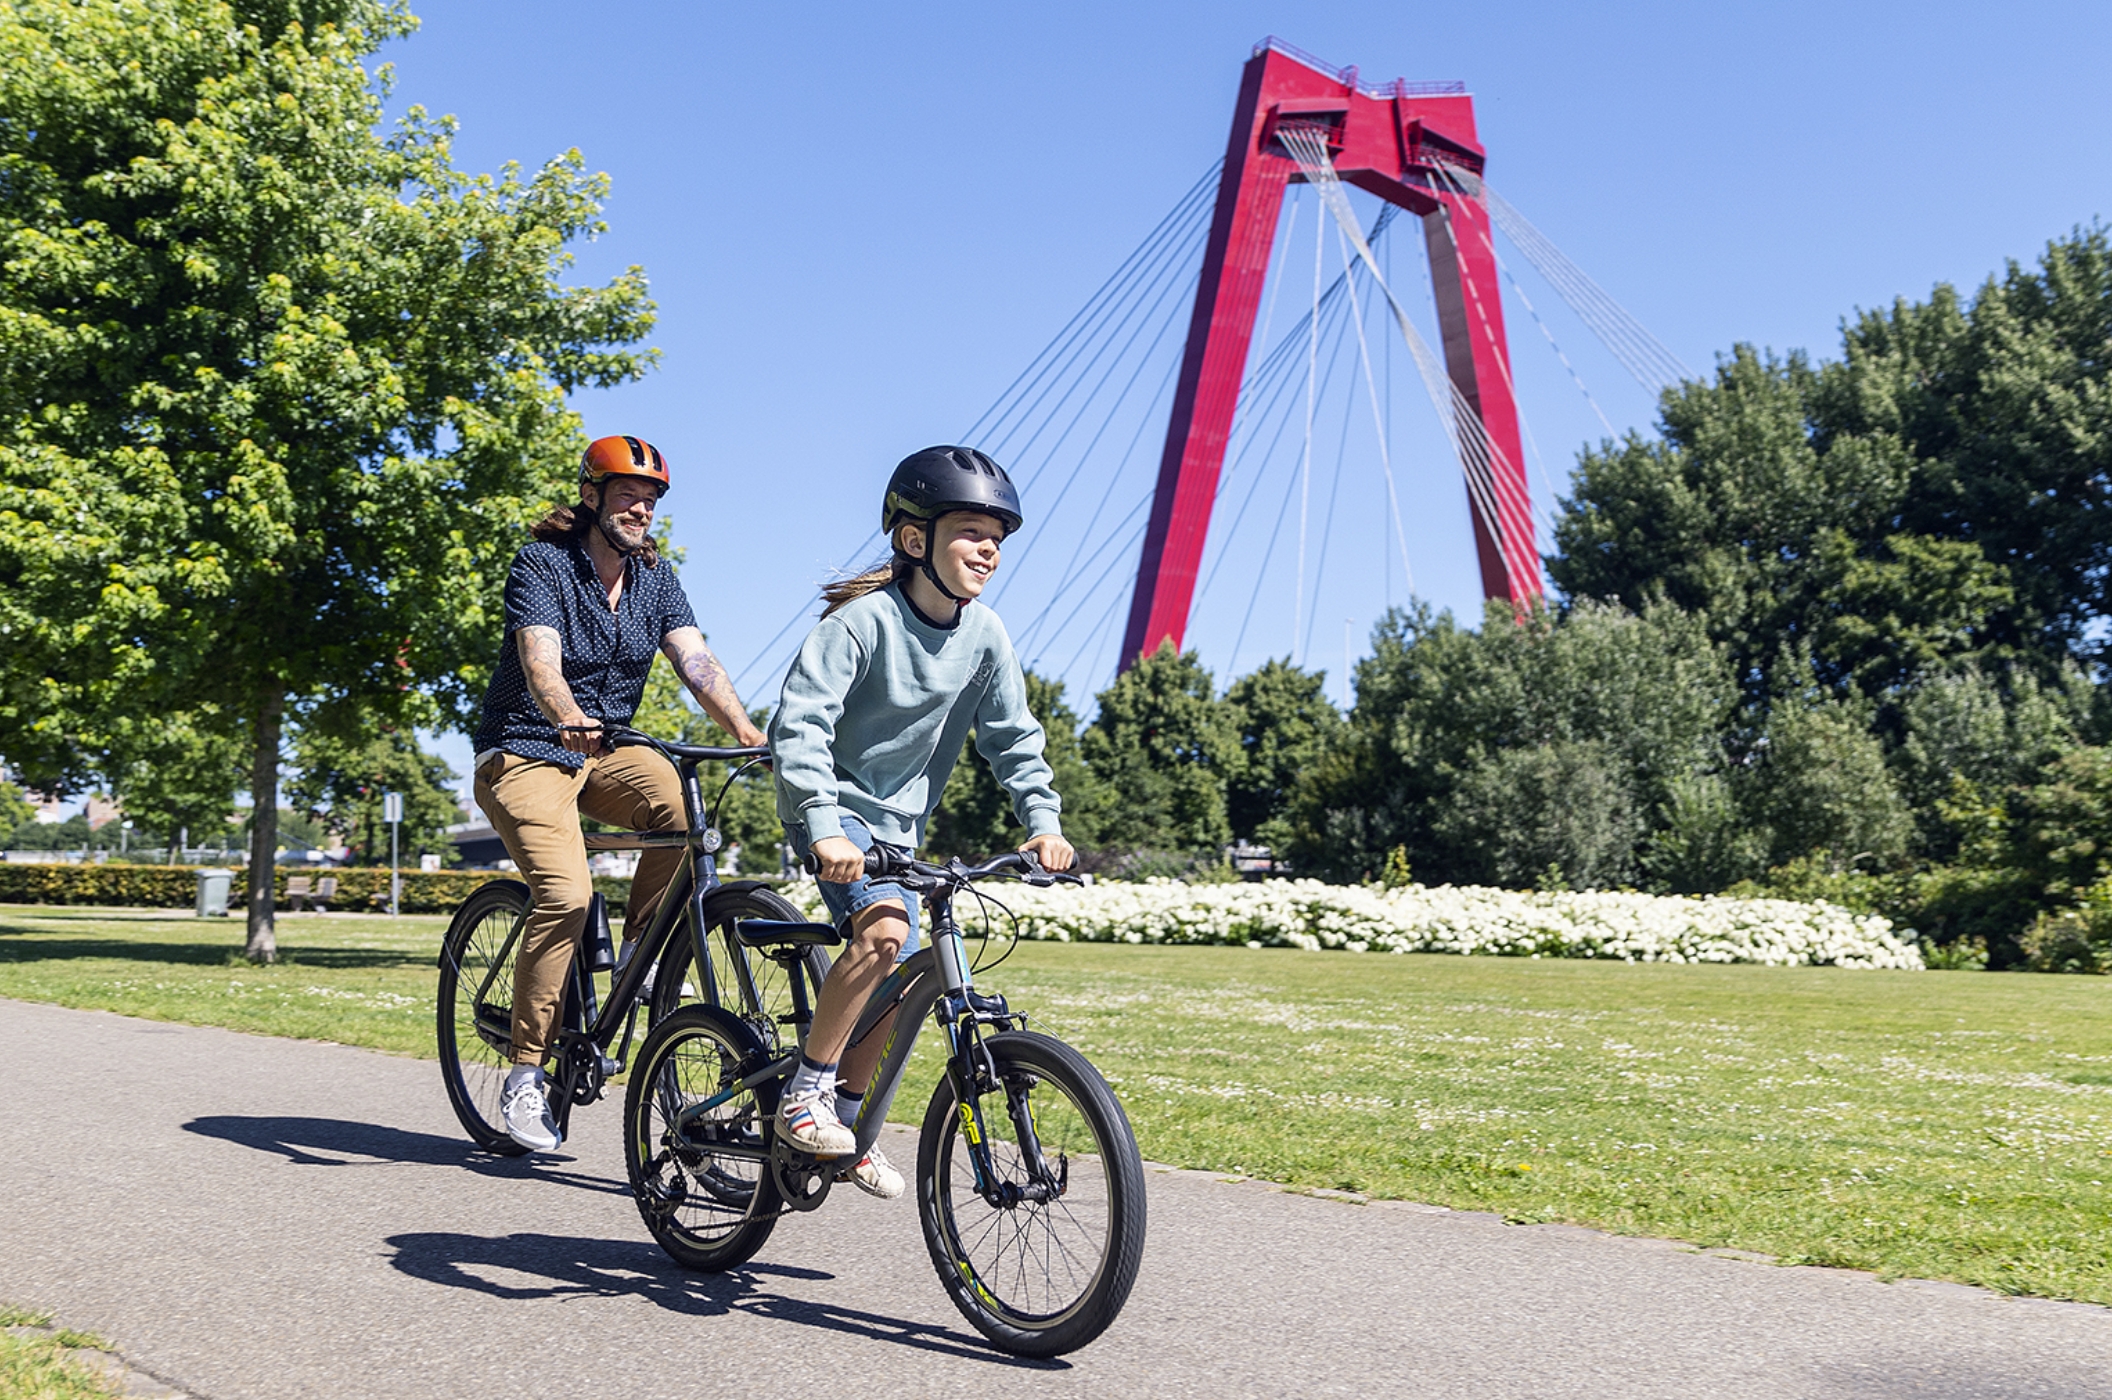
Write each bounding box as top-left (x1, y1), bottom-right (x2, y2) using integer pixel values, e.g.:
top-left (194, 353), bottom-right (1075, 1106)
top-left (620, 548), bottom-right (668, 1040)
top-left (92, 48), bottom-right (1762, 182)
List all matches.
top-left (0, 1307), bottom-right (119, 1399)
top-left (4, 904), bottom-right (2110, 1305)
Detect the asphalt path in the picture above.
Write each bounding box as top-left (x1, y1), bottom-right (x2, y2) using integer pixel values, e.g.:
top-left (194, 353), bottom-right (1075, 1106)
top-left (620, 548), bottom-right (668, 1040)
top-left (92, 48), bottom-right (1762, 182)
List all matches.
top-left (5, 997), bottom-right (2111, 1399)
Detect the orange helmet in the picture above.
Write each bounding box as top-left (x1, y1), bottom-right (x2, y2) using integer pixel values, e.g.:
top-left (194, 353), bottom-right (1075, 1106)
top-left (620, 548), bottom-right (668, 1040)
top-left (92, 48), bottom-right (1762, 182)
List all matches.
top-left (580, 435), bottom-right (671, 496)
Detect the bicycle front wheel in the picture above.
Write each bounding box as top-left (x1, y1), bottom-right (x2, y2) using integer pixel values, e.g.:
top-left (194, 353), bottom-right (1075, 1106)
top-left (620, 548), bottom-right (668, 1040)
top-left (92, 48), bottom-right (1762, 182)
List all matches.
top-left (624, 1004), bottom-right (782, 1271)
top-left (436, 879), bottom-right (532, 1156)
top-left (917, 1030), bottom-right (1147, 1357)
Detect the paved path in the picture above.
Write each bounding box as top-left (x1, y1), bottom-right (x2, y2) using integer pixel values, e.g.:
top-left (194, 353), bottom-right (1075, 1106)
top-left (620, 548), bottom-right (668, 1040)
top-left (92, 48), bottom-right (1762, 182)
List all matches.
top-left (5, 998), bottom-right (2111, 1399)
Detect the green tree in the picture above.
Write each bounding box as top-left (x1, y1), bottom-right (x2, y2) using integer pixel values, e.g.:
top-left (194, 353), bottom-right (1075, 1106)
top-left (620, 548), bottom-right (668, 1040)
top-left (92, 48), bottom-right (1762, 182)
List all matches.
top-left (102, 709), bottom-right (245, 862)
top-left (926, 671), bottom-right (1104, 858)
top-left (1744, 695), bottom-right (1912, 872)
top-left (1891, 662), bottom-right (2093, 862)
top-left (1222, 659), bottom-right (1342, 850)
top-left (0, 779), bottom-right (32, 837)
top-left (287, 724), bottom-right (459, 865)
top-left (0, 1), bottom-right (655, 958)
top-left (1287, 600), bottom-right (1736, 888)
top-left (1080, 645), bottom-right (1238, 858)
top-left (1552, 229), bottom-right (2112, 704)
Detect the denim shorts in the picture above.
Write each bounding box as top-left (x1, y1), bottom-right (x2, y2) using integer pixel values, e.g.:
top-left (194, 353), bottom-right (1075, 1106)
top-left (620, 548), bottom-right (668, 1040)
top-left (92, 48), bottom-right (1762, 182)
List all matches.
top-left (790, 814), bottom-right (921, 961)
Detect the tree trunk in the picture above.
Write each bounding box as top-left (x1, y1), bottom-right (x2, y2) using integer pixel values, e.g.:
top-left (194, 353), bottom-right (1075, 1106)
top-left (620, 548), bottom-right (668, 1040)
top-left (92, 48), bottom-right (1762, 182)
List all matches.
top-left (244, 683), bottom-right (284, 963)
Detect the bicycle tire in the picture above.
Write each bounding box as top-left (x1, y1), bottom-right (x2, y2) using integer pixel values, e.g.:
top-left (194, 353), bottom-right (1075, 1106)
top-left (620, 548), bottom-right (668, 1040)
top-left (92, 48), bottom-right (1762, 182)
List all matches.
top-left (650, 881), bottom-right (829, 1057)
top-left (436, 879), bottom-right (533, 1156)
top-left (917, 1030), bottom-right (1147, 1357)
top-left (624, 1004), bottom-right (782, 1270)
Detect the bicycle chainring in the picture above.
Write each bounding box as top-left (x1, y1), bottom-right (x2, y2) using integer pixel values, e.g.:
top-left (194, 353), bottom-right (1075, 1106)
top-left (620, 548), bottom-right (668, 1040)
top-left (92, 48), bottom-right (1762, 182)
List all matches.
top-left (768, 1137), bottom-right (836, 1212)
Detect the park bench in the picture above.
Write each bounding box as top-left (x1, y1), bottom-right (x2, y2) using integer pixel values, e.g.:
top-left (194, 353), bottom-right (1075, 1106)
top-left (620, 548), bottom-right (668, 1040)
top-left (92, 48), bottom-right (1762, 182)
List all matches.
top-left (285, 875), bottom-right (339, 912)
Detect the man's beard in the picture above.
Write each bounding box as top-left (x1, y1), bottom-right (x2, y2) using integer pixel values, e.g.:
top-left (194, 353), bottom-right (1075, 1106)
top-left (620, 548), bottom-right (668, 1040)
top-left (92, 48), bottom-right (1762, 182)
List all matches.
top-left (595, 507), bottom-right (648, 554)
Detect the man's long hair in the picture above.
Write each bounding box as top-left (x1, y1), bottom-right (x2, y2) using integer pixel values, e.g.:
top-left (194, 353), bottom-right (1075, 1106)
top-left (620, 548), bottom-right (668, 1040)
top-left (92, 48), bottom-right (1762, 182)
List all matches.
top-left (531, 500), bottom-right (660, 569)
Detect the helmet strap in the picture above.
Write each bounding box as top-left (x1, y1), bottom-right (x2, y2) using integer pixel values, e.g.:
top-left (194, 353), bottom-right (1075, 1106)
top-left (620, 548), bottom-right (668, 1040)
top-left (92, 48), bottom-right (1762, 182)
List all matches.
top-left (903, 516), bottom-right (970, 609)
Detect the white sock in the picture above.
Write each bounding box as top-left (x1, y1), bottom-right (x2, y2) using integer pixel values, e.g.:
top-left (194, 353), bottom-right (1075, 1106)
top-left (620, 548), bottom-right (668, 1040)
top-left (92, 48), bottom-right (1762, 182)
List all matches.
top-left (787, 1054), bottom-right (837, 1103)
top-left (505, 1066), bottom-right (540, 1094)
top-left (836, 1085), bottom-right (864, 1130)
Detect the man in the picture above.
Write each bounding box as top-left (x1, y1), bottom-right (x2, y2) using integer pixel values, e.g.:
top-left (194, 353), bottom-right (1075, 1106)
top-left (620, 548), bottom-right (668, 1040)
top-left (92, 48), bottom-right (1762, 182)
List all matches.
top-left (471, 434), bottom-right (765, 1153)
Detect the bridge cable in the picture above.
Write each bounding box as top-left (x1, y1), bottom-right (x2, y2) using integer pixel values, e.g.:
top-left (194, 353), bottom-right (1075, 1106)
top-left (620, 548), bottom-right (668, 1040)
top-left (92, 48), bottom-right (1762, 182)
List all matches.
top-left (1277, 126), bottom-right (1533, 580)
top-left (1294, 182), bottom-right (1324, 663)
top-left (1438, 164), bottom-right (1691, 395)
top-left (731, 165), bottom-right (1222, 699)
top-left (1331, 216), bottom-right (1419, 598)
top-left (1191, 216), bottom-right (1388, 625)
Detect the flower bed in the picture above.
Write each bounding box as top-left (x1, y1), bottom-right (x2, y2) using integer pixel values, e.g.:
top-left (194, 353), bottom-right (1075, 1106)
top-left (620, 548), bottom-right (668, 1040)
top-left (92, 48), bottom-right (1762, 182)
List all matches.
top-left (789, 877), bottom-right (1924, 969)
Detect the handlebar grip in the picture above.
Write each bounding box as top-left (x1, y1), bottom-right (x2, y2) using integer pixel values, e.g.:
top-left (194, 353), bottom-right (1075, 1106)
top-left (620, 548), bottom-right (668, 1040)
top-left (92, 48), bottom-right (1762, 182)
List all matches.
top-left (800, 847), bottom-right (891, 877)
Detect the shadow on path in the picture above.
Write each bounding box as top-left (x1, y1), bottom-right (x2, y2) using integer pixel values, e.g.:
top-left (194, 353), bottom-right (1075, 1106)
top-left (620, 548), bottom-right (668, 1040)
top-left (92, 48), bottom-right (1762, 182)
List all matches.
top-left (0, 935), bottom-right (421, 970)
top-left (383, 1230), bottom-right (1068, 1370)
top-left (183, 1115), bottom-right (630, 1197)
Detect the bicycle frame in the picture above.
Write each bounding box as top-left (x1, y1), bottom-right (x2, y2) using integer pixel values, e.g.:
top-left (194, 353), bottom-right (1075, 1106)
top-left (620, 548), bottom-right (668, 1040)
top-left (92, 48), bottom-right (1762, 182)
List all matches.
top-left (465, 732), bottom-right (776, 1135)
top-left (674, 873), bottom-right (1051, 1203)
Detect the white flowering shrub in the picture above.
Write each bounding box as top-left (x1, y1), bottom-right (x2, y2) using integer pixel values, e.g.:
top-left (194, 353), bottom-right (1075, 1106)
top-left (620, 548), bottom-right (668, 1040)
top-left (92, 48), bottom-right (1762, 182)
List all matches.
top-left (783, 878), bottom-right (1922, 969)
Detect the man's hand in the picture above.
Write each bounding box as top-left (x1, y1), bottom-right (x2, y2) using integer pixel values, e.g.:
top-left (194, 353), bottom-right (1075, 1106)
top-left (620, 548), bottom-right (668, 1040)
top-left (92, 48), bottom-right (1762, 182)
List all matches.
top-left (732, 719), bottom-right (768, 748)
top-left (810, 835), bottom-right (867, 883)
top-left (558, 713), bottom-right (606, 756)
top-left (1019, 832), bottom-right (1075, 873)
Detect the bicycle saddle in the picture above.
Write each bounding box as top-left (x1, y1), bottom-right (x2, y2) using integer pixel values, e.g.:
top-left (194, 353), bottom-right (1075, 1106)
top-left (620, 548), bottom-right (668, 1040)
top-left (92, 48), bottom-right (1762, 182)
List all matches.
top-left (733, 919), bottom-right (843, 949)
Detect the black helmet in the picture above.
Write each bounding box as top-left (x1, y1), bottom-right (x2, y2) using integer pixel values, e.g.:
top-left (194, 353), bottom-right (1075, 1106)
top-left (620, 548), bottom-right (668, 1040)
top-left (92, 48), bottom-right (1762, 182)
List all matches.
top-left (881, 446), bottom-right (1023, 538)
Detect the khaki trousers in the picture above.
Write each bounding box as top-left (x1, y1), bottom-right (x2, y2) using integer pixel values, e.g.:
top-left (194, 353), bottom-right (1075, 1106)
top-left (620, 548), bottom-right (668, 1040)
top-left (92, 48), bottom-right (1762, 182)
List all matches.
top-left (474, 748), bottom-right (687, 1066)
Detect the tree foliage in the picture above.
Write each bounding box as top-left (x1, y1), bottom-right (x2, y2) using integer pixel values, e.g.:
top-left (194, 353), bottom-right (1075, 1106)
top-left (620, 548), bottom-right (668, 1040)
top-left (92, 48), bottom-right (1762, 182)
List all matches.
top-left (286, 724), bottom-right (458, 864)
top-left (1552, 229), bottom-right (2112, 704)
top-left (1287, 600), bottom-right (1735, 888)
top-left (0, 0), bottom-right (655, 956)
top-left (1222, 659), bottom-right (1341, 849)
top-left (1080, 646), bottom-right (1239, 859)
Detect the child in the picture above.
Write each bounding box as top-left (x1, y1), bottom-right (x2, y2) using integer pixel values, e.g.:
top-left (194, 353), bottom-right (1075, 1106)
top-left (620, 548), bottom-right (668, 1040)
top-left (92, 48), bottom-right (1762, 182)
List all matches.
top-left (768, 445), bottom-right (1075, 1198)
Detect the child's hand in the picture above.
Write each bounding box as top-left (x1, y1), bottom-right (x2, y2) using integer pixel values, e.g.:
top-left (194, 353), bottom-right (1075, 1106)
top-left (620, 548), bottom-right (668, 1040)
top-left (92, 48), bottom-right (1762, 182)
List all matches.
top-left (810, 835), bottom-right (867, 883)
top-left (1019, 832), bottom-right (1075, 873)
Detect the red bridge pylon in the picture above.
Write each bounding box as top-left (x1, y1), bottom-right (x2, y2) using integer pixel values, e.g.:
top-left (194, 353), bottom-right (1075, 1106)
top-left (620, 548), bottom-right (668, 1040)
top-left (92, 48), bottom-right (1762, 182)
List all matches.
top-left (1122, 39), bottom-right (1538, 666)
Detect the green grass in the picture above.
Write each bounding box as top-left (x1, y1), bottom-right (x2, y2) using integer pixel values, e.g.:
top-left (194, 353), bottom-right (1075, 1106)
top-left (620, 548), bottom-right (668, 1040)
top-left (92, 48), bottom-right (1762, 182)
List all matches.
top-left (4, 905), bottom-right (2111, 1304)
top-left (0, 1307), bottom-right (118, 1400)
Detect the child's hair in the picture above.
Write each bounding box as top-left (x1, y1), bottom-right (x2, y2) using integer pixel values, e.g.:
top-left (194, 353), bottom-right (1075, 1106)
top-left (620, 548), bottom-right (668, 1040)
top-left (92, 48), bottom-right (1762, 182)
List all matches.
top-left (820, 522), bottom-right (921, 616)
top-left (820, 555), bottom-right (912, 615)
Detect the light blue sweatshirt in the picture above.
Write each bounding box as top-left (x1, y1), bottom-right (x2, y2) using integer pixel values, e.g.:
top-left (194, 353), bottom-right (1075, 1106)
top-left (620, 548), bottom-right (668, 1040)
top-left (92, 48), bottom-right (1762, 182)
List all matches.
top-left (771, 583), bottom-right (1062, 849)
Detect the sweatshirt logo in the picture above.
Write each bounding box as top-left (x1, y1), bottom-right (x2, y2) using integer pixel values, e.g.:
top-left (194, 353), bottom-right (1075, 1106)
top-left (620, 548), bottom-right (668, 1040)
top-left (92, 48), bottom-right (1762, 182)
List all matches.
top-left (968, 657), bottom-right (996, 689)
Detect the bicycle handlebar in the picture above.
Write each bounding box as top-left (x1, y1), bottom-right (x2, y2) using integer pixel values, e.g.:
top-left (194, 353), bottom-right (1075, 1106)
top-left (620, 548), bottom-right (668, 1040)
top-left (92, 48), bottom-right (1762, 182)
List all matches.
top-left (800, 845), bottom-right (1083, 890)
top-left (561, 720), bottom-right (770, 765)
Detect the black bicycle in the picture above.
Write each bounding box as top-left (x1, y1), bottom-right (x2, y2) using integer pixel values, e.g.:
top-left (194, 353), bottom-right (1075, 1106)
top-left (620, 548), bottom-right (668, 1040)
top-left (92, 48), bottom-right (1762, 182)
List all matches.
top-left (623, 844), bottom-right (1147, 1357)
top-left (435, 725), bottom-right (827, 1154)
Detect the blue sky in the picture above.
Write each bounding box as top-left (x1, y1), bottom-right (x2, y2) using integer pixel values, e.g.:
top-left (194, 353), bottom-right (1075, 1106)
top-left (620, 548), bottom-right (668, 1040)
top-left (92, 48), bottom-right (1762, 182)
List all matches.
top-left (381, 0), bottom-right (2111, 791)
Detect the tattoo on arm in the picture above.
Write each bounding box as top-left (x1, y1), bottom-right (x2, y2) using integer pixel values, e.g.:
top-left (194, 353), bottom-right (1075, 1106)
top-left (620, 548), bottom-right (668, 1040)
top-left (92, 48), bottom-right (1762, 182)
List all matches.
top-left (664, 628), bottom-right (749, 735)
top-left (518, 626), bottom-right (584, 726)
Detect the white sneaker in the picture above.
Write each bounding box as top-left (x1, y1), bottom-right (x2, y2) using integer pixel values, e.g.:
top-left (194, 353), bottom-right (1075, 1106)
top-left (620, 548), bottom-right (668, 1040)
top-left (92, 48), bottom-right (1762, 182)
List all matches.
top-left (500, 1078), bottom-right (562, 1152)
top-left (775, 1089), bottom-right (855, 1157)
top-left (838, 1144), bottom-right (905, 1200)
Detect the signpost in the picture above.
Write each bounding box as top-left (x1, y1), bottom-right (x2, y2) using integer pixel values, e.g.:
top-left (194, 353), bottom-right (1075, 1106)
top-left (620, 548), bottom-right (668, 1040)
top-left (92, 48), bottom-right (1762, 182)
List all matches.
top-left (384, 791), bottom-right (403, 917)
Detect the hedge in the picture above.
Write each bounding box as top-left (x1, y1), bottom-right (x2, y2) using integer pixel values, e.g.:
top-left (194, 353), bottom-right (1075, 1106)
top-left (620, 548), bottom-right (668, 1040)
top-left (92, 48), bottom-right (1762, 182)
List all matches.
top-left (0, 862), bottom-right (633, 916)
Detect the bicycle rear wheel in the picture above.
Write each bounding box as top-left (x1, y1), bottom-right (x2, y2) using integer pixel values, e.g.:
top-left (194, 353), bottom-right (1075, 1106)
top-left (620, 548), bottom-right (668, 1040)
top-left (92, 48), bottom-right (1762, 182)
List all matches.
top-left (625, 1004), bottom-right (782, 1271)
top-left (651, 881), bottom-right (829, 1056)
top-left (917, 1030), bottom-right (1147, 1357)
top-left (436, 879), bottom-right (532, 1156)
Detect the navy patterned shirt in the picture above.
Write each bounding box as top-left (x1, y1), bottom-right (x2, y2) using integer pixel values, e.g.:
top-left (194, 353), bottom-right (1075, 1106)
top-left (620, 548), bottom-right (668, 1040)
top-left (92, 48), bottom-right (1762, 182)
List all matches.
top-left (472, 537), bottom-right (698, 771)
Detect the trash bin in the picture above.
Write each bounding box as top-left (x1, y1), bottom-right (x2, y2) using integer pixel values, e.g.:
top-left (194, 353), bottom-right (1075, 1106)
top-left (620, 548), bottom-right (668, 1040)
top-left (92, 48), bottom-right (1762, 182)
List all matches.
top-left (194, 868), bottom-right (234, 918)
